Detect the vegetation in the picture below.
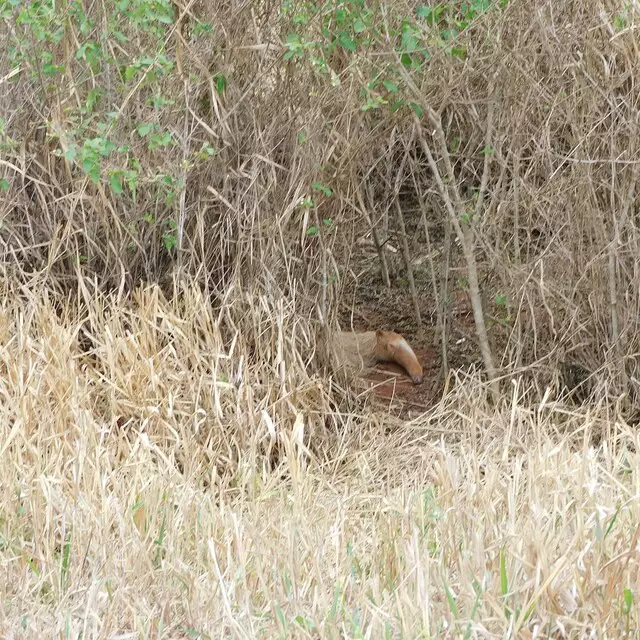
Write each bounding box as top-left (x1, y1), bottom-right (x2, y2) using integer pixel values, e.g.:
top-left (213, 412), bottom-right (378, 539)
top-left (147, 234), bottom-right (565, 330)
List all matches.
top-left (1, 0), bottom-right (640, 636)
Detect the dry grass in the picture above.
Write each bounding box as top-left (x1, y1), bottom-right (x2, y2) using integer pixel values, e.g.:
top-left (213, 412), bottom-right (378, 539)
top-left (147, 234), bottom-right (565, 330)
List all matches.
top-left (3, 0), bottom-right (640, 637)
top-left (0, 282), bottom-right (638, 638)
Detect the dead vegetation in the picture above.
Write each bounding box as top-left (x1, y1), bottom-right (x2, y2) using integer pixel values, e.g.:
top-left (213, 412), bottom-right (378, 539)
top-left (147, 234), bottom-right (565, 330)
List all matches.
top-left (1, 285), bottom-right (639, 638)
top-left (2, 0), bottom-right (640, 637)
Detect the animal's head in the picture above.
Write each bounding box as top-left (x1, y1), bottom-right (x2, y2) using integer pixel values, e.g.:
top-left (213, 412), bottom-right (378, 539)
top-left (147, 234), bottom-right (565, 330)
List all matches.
top-left (375, 330), bottom-right (423, 384)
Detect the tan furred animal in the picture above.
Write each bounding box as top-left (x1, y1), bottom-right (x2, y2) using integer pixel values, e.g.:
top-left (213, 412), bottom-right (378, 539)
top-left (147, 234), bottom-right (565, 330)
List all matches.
top-left (335, 329), bottom-right (423, 384)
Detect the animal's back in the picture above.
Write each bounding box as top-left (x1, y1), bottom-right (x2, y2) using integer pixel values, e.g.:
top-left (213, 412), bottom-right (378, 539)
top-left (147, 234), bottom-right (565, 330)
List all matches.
top-left (334, 330), bottom-right (378, 371)
top-left (332, 329), bottom-right (423, 384)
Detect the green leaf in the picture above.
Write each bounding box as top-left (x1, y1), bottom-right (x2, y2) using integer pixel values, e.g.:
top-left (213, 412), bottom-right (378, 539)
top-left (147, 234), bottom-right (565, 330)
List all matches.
top-left (311, 182), bottom-right (333, 197)
top-left (199, 142), bottom-right (216, 157)
top-left (382, 80), bottom-right (398, 94)
top-left (82, 156), bottom-right (101, 183)
top-left (274, 604), bottom-right (287, 631)
top-left (60, 530), bottom-right (72, 589)
top-left (162, 232), bottom-right (177, 251)
top-left (112, 30), bottom-right (128, 43)
top-left (362, 95), bottom-right (386, 111)
top-left (306, 226), bottom-right (319, 236)
top-left (604, 506), bottom-right (620, 539)
top-left (443, 580), bottom-right (459, 617)
top-left (137, 123), bottom-right (154, 137)
top-left (400, 53), bottom-right (413, 68)
top-left (155, 12), bottom-right (173, 24)
top-left (123, 65), bottom-right (137, 81)
top-left (193, 21), bottom-right (214, 36)
top-left (402, 32), bottom-right (418, 52)
top-left (109, 173), bottom-right (123, 194)
top-left (409, 102), bottom-right (424, 118)
top-left (0, 178), bottom-right (9, 191)
top-left (338, 33), bottom-right (356, 52)
top-left (500, 547), bottom-right (510, 618)
top-left (294, 614), bottom-right (314, 630)
top-left (450, 46), bottom-right (467, 59)
top-left (500, 548), bottom-right (508, 594)
top-left (213, 73), bottom-right (227, 94)
top-left (353, 18), bottom-right (366, 33)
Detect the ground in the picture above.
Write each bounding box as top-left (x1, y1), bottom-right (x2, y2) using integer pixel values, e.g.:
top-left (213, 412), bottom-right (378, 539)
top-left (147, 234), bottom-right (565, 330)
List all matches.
top-left (338, 216), bottom-right (483, 417)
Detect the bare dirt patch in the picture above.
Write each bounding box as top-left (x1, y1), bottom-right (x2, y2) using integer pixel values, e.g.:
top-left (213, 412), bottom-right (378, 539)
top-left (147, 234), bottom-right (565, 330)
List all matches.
top-left (339, 220), bottom-right (483, 416)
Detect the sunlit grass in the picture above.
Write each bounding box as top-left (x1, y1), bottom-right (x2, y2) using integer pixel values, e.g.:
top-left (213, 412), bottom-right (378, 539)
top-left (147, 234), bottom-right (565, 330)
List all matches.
top-left (0, 285), bottom-right (638, 638)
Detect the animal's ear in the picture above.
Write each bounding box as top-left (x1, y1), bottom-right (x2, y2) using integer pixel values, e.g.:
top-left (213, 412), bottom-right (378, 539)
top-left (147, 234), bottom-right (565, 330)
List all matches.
top-left (376, 329), bottom-right (394, 354)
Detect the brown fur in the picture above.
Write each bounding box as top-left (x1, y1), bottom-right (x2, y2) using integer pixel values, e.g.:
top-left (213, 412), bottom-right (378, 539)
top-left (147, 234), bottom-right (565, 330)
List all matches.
top-left (333, 330), bottom-right (423, 384)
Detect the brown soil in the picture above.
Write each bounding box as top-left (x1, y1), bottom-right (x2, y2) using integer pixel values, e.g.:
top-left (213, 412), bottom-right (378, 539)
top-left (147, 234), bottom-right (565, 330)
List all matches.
top-left (338, 221), bottom-right (483, 418)
top-left (361, 344), bottom-right (440, 418)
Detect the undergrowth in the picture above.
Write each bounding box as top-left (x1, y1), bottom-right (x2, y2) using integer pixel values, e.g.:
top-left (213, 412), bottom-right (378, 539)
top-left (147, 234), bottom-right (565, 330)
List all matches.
top-left (0, 284), bottom-right (638, 637)
top-left (2, 0), bottom-right (640, 636)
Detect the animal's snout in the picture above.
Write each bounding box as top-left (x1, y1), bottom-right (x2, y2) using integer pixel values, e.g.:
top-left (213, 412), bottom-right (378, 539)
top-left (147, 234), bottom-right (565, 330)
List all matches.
top-left (412, 374), bottom-right (423, 385)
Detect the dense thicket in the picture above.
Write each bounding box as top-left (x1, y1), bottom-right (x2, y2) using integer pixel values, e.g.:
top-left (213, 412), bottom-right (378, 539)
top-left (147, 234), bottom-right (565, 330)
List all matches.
top-left (2, 0), bottom-right (639, 399)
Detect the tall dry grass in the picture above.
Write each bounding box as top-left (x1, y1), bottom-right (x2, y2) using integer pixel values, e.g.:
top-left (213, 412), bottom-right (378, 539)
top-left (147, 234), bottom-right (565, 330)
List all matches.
top-left (2, 0), bottom-right (640, 636)
top-left (0, 285), bottom-right (638, 637)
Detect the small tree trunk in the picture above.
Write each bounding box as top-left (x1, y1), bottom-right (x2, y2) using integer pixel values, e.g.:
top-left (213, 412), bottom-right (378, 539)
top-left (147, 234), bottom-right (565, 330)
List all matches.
top-left (395, 57), bottom-right (500, 400)
top-left (356, 188), bottom-right (391, 287)
top-left (439, 217), bottom-right (452, 377)
top-left (394, 198), bottom-right (422, 327)
top-left (415, 124), bottom-right (500, 402)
